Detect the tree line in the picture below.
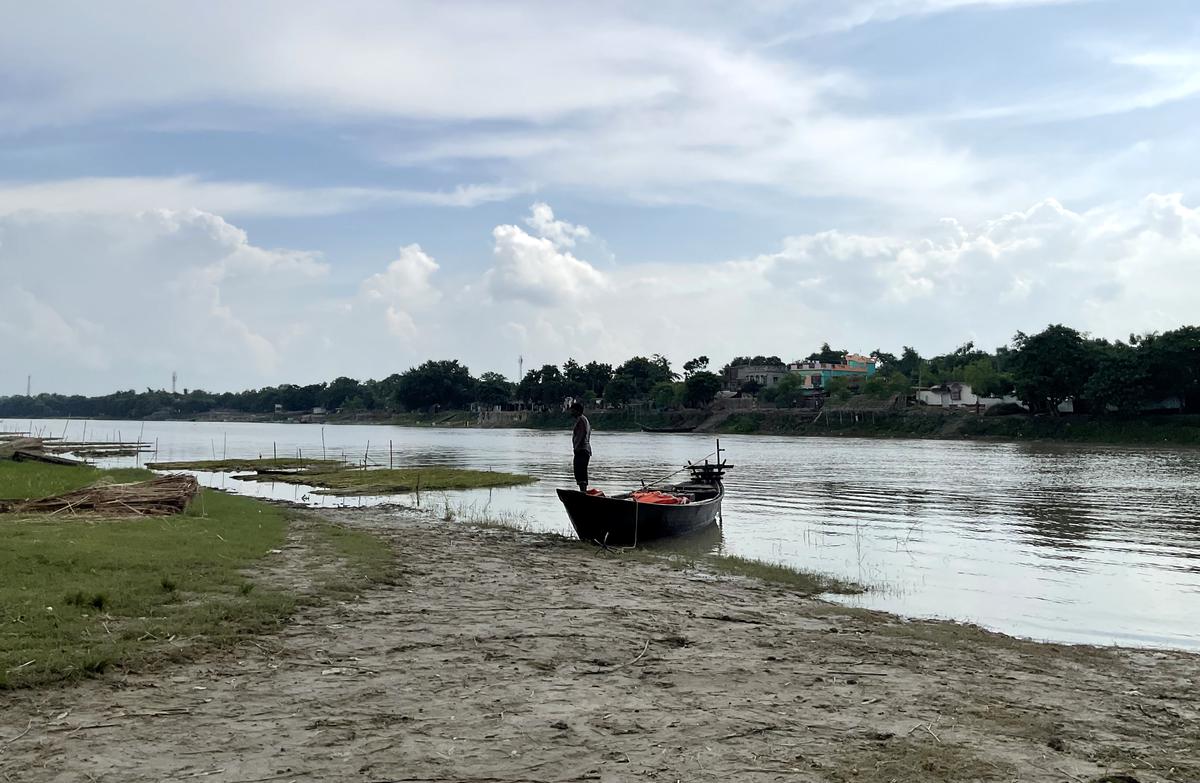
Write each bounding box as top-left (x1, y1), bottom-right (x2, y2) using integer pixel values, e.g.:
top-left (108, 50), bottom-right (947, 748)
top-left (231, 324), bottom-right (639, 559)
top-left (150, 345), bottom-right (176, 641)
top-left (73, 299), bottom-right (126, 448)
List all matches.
top-left (2, 324), bottom-right (1197, 419)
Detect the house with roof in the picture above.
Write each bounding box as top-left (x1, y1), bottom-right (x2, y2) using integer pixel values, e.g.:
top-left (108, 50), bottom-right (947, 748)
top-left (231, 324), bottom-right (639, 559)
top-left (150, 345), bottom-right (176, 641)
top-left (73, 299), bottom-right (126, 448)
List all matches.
top-left (787, 353), bottom-right (877, 391)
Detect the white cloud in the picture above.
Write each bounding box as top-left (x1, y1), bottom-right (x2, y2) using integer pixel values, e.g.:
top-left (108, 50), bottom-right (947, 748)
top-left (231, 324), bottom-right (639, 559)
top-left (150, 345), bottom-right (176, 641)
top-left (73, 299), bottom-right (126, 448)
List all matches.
top-left (0, 3), bottom-right (988, 216)
top-left (524, 202), bottom-right (591, 248)
top-left (361, 244), bottom-right (440, 306)
top-left (5, 194), bottom-right (1200, 395)
top-left (0, 177), bottom-right (523, 218)
top-left (0, 209), bottom-right (331, 392)
top-left (485, 223), bottom-right (607, 305)
top-left (359, 244), bottom-right (441, 340)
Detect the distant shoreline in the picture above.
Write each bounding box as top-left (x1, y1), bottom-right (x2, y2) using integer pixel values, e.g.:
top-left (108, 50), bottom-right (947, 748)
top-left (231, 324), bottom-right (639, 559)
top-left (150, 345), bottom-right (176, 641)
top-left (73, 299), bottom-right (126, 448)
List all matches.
top-left (11, 408), bottom-right (1200, 447)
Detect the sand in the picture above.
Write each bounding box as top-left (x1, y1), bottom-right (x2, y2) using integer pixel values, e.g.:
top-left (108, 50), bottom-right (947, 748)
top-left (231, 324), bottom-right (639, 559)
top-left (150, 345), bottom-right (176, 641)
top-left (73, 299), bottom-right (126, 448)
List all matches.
top-left (1, 507), bottom-right (1196, 782)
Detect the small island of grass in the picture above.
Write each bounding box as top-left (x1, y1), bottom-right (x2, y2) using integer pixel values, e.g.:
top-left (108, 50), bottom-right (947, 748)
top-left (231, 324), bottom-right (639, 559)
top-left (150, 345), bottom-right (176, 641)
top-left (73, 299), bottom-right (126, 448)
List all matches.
top-left (146, 457), bottom-right (342, 472)
top-left (147, 458), bottom-right (536, 496)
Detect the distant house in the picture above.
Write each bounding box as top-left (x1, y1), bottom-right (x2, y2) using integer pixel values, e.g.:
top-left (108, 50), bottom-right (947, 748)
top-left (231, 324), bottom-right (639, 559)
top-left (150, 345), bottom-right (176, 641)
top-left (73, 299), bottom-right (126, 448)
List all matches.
top-left (787, 353), bottom-right (877, 391)
top-left (917, 382), bottom-right (994, 408)
top-left (723, 363), bottom-right (789, 391)
top-left (916, 382), bottom-right (1074, 413)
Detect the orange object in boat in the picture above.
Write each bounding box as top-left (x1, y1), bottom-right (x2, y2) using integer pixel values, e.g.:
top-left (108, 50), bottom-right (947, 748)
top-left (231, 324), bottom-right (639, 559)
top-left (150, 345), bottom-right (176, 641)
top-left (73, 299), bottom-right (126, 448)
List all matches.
top-left (631, 490), bottom-right (689, 505)
top-left (586, 488), bottom-right (605, 497)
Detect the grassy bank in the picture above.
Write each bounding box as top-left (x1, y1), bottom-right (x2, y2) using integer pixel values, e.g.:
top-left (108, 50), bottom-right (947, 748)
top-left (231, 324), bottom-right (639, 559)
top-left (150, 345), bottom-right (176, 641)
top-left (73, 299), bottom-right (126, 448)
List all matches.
top-left (146, 457), bottom-right (342, 472)
top-left (0, 461), bottom-right (393, 689)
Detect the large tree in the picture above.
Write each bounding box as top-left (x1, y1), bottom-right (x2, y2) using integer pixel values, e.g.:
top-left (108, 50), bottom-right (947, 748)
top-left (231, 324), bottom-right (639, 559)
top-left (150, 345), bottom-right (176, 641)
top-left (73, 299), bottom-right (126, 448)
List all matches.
top-left (1010, 325), bottom-right (1097, 414)
top-left (475, 372), bottom-right (514, 407)
top-left (396, 360), bottom-right (475, 410)
top-left (683, 371), bottom-right (723, 407)
top-left (611, 355), bottom-right (676, 397)
top-left (1138, 326), bottom-right (1200, 409)
top-left (805, 343), bottom-right (847, 364)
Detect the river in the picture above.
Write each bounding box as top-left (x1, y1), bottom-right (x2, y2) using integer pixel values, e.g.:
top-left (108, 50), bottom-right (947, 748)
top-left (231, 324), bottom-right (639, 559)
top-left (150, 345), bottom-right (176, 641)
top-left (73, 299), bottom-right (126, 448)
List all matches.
top-left (7, 418), bottom-right (1199, 650)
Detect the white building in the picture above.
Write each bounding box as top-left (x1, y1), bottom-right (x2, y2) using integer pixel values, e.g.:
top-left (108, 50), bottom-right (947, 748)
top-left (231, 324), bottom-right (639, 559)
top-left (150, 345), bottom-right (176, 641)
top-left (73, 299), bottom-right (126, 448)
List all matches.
top-left (917, 382), bottom-right (1073, 413)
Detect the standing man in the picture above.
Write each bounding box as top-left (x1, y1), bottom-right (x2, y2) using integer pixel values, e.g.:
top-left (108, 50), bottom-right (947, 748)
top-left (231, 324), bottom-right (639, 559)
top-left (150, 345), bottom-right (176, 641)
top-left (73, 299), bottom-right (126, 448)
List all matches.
top-left (569, 401), bottom-right (591, 493)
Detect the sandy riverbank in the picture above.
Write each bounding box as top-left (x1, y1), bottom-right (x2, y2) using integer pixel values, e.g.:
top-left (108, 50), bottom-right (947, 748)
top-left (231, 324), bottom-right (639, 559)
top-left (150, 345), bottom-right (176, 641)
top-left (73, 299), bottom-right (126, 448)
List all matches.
top-left (2, 508), bottom-right (1196, 782)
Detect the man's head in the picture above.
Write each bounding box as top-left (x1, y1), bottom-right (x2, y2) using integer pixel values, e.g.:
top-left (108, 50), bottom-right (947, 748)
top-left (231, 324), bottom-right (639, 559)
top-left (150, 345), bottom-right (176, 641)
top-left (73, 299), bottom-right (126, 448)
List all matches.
top-left (569, 401), bottom-right (584, 417)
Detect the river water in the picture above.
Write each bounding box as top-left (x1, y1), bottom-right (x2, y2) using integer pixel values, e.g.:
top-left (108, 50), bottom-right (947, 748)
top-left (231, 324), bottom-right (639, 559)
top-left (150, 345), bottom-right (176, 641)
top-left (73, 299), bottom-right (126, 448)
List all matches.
top-left (7, 418), bottom-right (1199, 650)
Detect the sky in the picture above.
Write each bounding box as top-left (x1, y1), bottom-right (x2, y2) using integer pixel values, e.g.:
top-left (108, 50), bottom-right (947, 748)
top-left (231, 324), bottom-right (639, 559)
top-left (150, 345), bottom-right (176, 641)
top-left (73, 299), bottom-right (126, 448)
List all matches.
top-left (3, 0), bottom-right (1200, 394)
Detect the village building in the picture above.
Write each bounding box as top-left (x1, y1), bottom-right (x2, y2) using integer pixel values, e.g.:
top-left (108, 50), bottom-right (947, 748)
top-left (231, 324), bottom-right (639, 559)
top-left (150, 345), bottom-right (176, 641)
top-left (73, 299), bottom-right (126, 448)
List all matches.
top-left (787, 353), bottom-right (877, 390)
top-left (723, 363), bottom-right (789, 391)
top-left (916, 382), bottom-right (1074, 413)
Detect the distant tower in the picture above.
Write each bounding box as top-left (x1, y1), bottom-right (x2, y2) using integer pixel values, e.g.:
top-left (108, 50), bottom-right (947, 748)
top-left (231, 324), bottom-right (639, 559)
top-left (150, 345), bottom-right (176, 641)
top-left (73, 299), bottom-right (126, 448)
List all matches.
top-left (172, 371), bottom-right (178, 394)
top-left (26, 375), bottom-right (31, 397)
top-left (518, 355), bottom-right (524, 381)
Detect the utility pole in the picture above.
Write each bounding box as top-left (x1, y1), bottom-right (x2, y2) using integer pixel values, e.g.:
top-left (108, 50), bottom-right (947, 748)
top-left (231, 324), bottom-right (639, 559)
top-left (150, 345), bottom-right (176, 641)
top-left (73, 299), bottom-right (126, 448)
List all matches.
top-left (172, 371), bottom-right (177, 394)
top-left (518, 355), bottom-right (523, 381)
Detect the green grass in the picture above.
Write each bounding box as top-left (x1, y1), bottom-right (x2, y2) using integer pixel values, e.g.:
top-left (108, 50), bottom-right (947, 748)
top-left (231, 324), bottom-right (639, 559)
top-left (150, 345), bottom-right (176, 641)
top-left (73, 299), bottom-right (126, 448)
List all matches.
top-left (236, 465), bottom-right (536, 495)
top-left (698, 553), bottom-right (864, 595)
top-left (0, 461), bottom-right (154, 500)
top-left (0, 461), bottom-right (397, 689)
top-left (307, 519), bottom-right (396, 595)
top-left (145, 457), bottom-right (342, 471)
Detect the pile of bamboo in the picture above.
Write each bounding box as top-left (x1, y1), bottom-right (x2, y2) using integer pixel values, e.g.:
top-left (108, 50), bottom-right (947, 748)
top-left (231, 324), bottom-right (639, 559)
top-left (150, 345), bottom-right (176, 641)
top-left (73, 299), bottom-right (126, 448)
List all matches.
top-left (0, 475), bottom-right (200, 516)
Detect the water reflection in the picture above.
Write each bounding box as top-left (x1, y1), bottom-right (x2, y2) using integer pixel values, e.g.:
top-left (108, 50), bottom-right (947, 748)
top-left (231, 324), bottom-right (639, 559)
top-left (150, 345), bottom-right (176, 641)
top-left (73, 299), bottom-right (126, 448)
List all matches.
top-left (8, 418), bottom-right (1200, 649)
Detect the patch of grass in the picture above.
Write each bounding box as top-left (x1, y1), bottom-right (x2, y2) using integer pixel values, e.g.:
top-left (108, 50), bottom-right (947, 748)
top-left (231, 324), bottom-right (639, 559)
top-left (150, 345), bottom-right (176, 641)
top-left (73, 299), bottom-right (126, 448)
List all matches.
top-left (0, 461), bottom-right (295, 689)
top-left (308, 519), bottom-right (396, 589)
top-left (0, 461), bottom-right (154, 500)
top-left (238, 465), bottom-right (536, 496)
top-left (145, 457), bottom-right (342, 472)
top-left (699, 553), bottom-right (865, 595)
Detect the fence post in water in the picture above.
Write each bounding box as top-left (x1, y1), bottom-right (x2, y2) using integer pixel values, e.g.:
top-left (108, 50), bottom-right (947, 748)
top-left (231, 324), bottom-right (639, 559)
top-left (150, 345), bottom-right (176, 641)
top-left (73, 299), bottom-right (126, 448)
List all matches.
top-left (364, 440), bottom-right (370, 466)
top-left (273, 442), bottom-right (277, 463)
top-left (389, 440), bottom-right (393, 469)
top-left (321, 426), bottom-right (326, 461)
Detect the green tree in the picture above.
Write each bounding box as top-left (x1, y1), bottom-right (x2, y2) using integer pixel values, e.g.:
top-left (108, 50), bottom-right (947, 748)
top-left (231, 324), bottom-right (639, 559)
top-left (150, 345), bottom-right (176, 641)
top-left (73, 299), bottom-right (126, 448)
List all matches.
top-left (962, 358), bottom-right (1011, 398)
top-left (1138, 326), bottom-right (1200, 409)
top-left (759, 373), bottom-right (806, 407)
top-left (805, 343), bottom-right (847, 364)
top-left (1010, 325), bottom-right (1097, 414)
top-left (322, 376), bottom-right (362, 411)
top-left (612, 355), bottom-right (675, 397)
top-left (739, 379), bottom-right (762, 396)
top-left (683, 371), bottom-right (723, 407)
top-left (475, 372), bottom-right (514, 407)
top-left (1084, 342), bottom-right (1147, 414)
top-left (563, 359), bottom-right (613, 398)
top-left (396, 360), bottom-right (475, 410)
top-left (897, 346), bottom-right (924, 380)
top-left (682, 356), bottom-right (710, 378)
top-left (650, 381), bottom-right (679, 409)
top-left (603, 375), bottom-right (636, 406)
top-left (869, 349), bottom-right (899, 372)
top-left (824, 376), bottom-right (852, 402)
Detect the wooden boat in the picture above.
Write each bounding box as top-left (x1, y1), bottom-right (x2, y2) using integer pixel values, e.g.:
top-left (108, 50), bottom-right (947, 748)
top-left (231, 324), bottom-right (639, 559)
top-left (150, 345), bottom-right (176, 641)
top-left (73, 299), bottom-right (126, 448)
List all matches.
top-left (638, 425), bottom-right (696, 433)
top-left (556, 459), bottom-right (730, 547)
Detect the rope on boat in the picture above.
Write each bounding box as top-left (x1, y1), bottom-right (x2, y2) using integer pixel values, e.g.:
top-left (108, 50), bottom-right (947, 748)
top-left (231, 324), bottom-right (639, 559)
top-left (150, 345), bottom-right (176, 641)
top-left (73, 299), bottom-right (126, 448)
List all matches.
top-left (639, 450), bottom-right (718, 490)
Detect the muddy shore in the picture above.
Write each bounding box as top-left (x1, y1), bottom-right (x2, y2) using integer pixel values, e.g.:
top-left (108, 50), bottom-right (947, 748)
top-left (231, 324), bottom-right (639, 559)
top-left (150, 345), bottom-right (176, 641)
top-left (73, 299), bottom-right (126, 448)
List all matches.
top-left (2, 508), bottom-right (1197, 782)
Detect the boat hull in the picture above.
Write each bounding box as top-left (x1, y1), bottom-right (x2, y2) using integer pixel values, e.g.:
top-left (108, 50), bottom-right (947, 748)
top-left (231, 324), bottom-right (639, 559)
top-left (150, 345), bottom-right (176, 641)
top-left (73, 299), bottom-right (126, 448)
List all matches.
top-left (556, 486), bottom-right (722, 546)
